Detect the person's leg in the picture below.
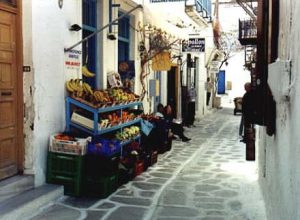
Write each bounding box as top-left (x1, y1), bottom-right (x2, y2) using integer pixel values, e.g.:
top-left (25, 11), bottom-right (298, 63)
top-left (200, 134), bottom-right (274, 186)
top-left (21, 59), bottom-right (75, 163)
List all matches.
top-left (191, 102), bottom-right (195, 125)
top-left (206, 92), bottom-right (211, 106)
top-left (239, 115), bottom-right (244, 136)
top-left (187, 102), bottom-right (192, 126)
top-left (172, 123), bottom-right (191, 141)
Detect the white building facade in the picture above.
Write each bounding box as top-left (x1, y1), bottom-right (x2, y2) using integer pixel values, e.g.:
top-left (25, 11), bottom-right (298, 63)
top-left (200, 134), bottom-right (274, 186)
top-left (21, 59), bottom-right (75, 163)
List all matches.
top-left (257, 0), bottom-right (300, 219)
top-left (0, 0), bottom-right (216, 186)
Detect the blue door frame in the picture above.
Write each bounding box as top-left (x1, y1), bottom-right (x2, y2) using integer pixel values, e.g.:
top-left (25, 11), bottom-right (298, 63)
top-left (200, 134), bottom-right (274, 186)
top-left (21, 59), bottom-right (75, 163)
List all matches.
top-left (217, 70), bottom-right (226, 94)
top-left (82, 0), bottom-right (97, 88)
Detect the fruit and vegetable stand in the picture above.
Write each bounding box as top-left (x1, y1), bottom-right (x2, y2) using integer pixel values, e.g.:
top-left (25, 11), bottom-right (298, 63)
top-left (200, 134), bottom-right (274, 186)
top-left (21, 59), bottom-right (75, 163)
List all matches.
top-left (47, 88), bottom-right (162, 197)
top-left (65, 96), bottom-right (143, 136)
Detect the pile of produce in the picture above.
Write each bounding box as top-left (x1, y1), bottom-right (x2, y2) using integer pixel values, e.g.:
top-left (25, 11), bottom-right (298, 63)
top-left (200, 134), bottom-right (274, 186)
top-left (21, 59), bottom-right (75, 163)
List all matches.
top-left (99, 111), bottom-right (138, 127)
top-left (115, 126), bottom-right (140, 141)
top-left (66, 79), bottom-right (140, 107)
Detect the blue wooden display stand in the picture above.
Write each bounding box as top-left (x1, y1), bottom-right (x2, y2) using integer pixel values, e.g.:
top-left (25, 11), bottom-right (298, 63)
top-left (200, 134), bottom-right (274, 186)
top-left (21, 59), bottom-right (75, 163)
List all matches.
top-left (65, 97), bottom-right (143, 149)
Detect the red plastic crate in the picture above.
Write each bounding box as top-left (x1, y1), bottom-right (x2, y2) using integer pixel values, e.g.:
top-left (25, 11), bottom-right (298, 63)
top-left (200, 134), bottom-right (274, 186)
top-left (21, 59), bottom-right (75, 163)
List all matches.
top-left (134, 161), bottom-right (144, 177)
top-left (151, 151), bottom-right (158, 165)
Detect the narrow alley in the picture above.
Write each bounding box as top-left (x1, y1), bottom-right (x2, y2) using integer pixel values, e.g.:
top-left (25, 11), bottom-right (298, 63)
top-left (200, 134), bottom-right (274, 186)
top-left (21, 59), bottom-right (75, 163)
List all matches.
top-left (28, 108), bottom-right (266, 220)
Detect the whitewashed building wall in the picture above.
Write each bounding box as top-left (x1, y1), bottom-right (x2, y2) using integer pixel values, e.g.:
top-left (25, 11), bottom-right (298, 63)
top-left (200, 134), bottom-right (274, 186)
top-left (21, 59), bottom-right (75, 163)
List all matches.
top-left (258, 1), bottom-right (300, 219)
top-left (23, 0), bottom-right (82, 186)
top-left (22, 0), bottom-right (214, 186)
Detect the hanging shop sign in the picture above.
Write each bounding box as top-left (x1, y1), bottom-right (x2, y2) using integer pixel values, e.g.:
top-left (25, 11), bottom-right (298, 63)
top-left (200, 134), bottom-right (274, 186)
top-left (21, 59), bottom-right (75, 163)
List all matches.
top-left (65, 49), bottom-right (82, 79)
top-left (107, 72), bottom-right (123, 88)
top-left (182, 38), bottom-right (205, 52)
top-left (210, 60), bottom-right (220, 72)
top-left (118, 60), bottom-right (135, 92)
top-left (151, 52), bottom-right (172, 71)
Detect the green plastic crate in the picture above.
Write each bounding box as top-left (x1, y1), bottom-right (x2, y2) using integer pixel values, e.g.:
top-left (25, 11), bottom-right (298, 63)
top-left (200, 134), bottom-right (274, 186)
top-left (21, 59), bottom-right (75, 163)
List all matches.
top-left (46, 152), bottom-right (85, 196)
top-left (85, 174), bottom-right (118, 198)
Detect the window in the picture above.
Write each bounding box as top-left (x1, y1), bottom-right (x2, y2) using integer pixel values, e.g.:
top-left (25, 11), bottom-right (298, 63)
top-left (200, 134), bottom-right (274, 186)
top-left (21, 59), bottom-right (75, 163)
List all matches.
top-left (118, 11), bottom-right (130, 62)
top-left (82, 0), bottom-right (97, 88)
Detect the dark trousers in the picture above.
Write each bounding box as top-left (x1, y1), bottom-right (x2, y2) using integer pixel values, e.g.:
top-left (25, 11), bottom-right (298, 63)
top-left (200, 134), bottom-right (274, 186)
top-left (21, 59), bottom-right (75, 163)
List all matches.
top-left (206, 92), bottom-right (211, 106)
top-left (187, 102), bottom-right (195, 125)
top-left (171, 123), bottom-right (185, 139)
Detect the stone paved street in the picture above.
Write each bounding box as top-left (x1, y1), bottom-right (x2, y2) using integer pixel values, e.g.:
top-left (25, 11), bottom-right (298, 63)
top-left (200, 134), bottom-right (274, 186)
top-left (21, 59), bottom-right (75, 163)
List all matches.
top-left (28, 108), bottom-right (266, 220)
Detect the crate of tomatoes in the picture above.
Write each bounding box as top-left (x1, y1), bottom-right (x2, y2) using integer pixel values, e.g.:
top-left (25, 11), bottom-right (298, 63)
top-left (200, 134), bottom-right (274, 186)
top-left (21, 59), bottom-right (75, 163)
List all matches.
top-left (49, 133), bottom-right (91, 156)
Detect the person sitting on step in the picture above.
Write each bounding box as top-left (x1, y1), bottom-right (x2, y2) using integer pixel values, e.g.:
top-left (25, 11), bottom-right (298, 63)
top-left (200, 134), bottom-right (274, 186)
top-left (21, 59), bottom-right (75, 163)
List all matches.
top-left (164, 104), bottom-right (191, 142)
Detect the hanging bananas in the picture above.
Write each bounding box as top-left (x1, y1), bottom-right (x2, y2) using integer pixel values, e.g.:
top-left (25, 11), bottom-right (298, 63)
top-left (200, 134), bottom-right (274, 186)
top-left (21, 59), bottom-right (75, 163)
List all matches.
top-left (66, 79), bottom-right (80, 93)
top-left (82, 65), bottom-right (95, 78)
top-left (65, 80), bottom-right (75, 93)
top-left (82, 82), bottom-right (93, 95)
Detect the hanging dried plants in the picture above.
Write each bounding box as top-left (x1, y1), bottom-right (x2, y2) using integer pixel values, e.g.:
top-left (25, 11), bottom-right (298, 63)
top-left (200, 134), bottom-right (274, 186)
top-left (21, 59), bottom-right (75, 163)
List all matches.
top-left (137, 22), bottom-right (179, 101)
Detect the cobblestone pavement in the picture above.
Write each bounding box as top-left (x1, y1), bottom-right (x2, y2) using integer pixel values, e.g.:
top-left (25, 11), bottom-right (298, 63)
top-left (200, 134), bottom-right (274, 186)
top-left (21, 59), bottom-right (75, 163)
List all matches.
top-left (29, 108), bottom-right (266, 220)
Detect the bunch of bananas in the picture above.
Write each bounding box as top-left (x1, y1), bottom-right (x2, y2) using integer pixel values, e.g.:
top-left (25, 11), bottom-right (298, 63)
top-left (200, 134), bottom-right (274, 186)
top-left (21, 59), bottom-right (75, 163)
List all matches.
top-left (65, 79), bottom-right (82, 93)
top-left (65, 79), bottom-right (94, 98)
top-left (82, 82), bottom-right (93, 95)
top-left (82, 65), bottom-right (95, 77)
top-left (93, 90), bottom-right (110, 103)
top-left (108, 88), bottom-right (138, 102)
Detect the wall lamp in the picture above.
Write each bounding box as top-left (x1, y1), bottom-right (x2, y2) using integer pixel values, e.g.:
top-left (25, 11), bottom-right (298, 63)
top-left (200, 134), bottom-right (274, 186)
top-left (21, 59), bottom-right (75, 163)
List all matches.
top-left (107, 33), bottom-right (117, 40)
top-left (69, 24), bottom-right (82, 32)
top-left (173, 55), bottom-right (183, 65)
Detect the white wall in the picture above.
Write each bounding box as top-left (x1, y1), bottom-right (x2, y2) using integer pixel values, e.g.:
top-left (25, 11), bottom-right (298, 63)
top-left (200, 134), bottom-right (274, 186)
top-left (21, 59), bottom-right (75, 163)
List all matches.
top-left (23, 0), bottom-right (82, 186)
top-left (195, 54), bottom-right (206, 118)
top-left (221, 51), bottom-right (251, 108)
top-left (99, 0), bottom-right (118, 89)
top-left (213, 3), bottom-right (251, 109)
top-left (258, 1), bottom-right (300, 219)
top-left (23, 0), bottom-right (34, 175)
top-left (22, 0), bottom-right (214, 185)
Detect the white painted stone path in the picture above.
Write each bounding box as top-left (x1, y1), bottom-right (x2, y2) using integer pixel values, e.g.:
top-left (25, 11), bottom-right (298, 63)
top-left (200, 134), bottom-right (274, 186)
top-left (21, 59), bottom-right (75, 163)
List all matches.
top-left (28, 108), bottom-right (267, 220)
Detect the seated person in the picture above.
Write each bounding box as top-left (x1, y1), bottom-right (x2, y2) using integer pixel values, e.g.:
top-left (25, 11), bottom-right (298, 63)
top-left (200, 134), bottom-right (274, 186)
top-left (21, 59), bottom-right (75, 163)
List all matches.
top-left (154, 103), bottom-right (164, 118)
top-left (153, 103), bottom-right (169, 150)
top-left (164, 104), bottom-right (191, 142)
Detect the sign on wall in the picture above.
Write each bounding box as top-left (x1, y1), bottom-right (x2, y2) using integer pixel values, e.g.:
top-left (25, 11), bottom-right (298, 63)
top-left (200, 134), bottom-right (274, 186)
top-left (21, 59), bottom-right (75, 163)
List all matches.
top-left (182, 38), bottom-right (205, 52)
top-left (64, 49), bottom-right (82, 79)
top-left (210, 60), bottom-right (220, 73)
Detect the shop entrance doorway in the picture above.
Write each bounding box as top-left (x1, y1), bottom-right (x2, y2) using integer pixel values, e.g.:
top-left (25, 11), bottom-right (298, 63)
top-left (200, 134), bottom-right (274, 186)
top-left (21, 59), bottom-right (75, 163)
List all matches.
top-left (0, 1), bottom-right (23, 180)
top-left (167, 66), bottom-right (179, 117)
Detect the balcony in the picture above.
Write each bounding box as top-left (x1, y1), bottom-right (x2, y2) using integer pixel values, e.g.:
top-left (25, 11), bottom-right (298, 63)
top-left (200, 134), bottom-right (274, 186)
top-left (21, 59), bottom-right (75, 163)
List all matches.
top-left (238, 19), bottom-right (257, 45)
top-left (185, 0), bottom-right (212, 27)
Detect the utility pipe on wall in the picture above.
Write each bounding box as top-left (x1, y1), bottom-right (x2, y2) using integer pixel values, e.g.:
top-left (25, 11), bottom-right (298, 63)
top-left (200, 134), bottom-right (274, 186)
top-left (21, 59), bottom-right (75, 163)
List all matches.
top-left (64, 4), bottom-right (143, 52)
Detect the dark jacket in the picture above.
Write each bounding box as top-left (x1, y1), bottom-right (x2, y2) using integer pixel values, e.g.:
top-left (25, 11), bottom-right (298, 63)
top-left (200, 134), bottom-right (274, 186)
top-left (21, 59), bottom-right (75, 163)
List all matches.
top-left (242, 91), bottom-right (256, 125)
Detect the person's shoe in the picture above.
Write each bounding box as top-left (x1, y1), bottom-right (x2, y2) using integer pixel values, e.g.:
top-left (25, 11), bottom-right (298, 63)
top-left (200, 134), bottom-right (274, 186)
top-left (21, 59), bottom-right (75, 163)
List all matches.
top-left (182, 137), bottom-right (191, 142)
top-left (240, 139), bottom-right (246, 143)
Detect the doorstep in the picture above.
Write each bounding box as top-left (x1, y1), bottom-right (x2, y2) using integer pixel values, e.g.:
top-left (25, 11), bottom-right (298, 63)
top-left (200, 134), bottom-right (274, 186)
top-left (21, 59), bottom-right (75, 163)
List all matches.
top-left (0, 175), bottom-right (34, 203)
top-left (0, 179), bottom-right (63, 220)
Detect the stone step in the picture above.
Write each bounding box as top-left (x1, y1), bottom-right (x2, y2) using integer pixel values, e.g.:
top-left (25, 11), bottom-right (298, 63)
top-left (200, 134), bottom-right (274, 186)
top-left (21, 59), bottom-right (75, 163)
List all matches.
top-left (0, 184), bottom-right (63, 220)
top-left (0, 175), bottom-right (34, 203)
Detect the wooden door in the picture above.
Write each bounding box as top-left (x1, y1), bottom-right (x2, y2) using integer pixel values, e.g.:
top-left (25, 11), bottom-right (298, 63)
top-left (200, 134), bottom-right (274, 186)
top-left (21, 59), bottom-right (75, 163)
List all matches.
top-left (0, 4), bottom-right (20, 180)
